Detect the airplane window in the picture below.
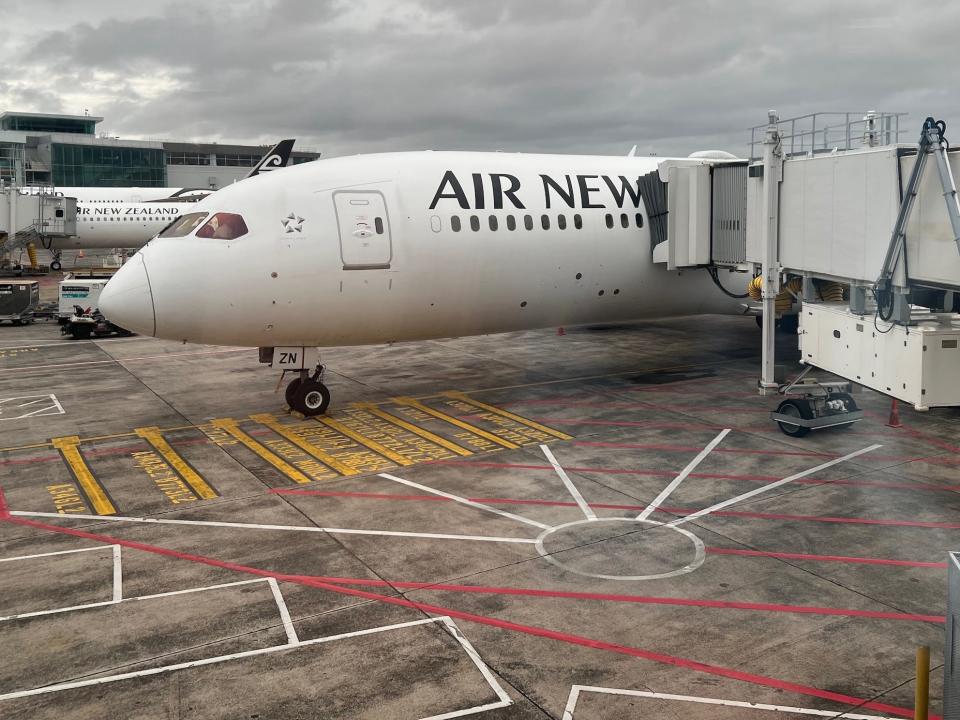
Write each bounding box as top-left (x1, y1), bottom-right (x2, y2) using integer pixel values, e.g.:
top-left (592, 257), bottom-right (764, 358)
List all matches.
top-left (558, 214), bottom-right (567, 230)
top-left (374, 217), bottom-right (384, 234)
top-left (541, 214), bottom-right (550, 230)
top-left (160, 212), bottom-right (209, 238)
top-left (574, 214), bottom-right (583, 229)
top-left (605, 213), bottom-right (614, 229)
top-left (524, 215), bottom-right (533, 231)
top-left (196, 212), bottom-right (249, 240)
top-left (470, 215), bottom-right (480, 232)
top-left (489, 215), bottom-right (498, 231)
top-left (451, 216), bottom-right (461, 232)
top-left (506, 215), bottom-right (516, 231)
top-left (635, 213), bottom-right (644, 228)
top-left (620, 213), bottom-right (629, 229)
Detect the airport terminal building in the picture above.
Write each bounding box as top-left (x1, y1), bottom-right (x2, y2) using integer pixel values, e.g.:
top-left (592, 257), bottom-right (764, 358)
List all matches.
top-left (0, 111), bottom-right (320, 189)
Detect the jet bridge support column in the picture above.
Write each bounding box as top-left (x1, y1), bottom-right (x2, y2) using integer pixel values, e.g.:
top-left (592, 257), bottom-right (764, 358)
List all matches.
top-left (760, 111), bottom-right (783, 392)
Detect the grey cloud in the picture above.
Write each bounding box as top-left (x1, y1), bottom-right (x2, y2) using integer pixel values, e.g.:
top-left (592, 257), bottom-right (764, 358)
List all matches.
top-left (2, 0), bottom-right (958, 157)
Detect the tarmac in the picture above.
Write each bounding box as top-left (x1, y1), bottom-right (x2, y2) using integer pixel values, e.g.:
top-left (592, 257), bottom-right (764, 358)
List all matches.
top-left (0, 308), bottom-right (957, 719)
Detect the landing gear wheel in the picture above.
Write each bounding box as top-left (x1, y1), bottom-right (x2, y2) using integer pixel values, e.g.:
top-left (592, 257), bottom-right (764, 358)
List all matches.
top-left (50, 260), bottom-right (62, 272)
top-left (775, 399), bottom-right (813, 437)
top-left (290, 380), bottom-right (330, 417)
top-left (284, 378), bottom-right (302, 408)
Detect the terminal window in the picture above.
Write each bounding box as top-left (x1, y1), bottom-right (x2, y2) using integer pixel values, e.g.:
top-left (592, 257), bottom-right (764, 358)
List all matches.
top-left (167, 151), bottom-right (211, 166)
top-left (52, 144), bottom-right (165, 187)
top-left (216, 153), bottom-right (262, 167)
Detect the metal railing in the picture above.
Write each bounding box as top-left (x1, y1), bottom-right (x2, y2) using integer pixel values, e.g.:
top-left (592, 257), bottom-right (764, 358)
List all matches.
top-left (748, 111), bottom-right (907, 160)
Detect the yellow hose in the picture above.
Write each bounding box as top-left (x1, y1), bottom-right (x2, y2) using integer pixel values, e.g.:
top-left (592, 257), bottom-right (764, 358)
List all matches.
top-left (747, 276), bottom-right (800, 314)
top-left (817, 281), bottom-right (846, 302)
top-left (26, 243), bottom-right (38, 270)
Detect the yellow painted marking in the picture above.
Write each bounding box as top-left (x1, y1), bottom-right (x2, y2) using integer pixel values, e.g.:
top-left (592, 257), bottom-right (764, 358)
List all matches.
top-left (134, 427), bottom-right (218, 499)
top-left (354, 403), bottom-right (473, 457)
top-left (393, 397), bottom-right (520, 450)
top-left (316, 416), bottom-right (415, 466)
top-left (249, 414), bottom-right (360, 476)
top-left (442, 392), bottom-right (573, 440)
top-left (50, 435), bottom-right (116, 515)
top-left (210, 419), bottom-right (312, 484)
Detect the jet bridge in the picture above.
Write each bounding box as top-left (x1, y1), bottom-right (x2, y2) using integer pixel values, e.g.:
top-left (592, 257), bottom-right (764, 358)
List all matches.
top-left (0, 184), bottom-right (77, 271)
top-left (654, 111), bottom-right (960, 424)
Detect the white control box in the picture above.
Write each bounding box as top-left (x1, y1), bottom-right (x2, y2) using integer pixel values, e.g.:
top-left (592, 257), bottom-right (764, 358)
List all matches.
top-left (799, 302), bottom-right (960, 410)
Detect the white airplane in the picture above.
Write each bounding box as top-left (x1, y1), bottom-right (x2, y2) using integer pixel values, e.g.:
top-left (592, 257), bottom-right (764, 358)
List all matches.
top-left (32, 140), bottom-right (296, 268)
top-left (99, 150), bottom-right (745, 415)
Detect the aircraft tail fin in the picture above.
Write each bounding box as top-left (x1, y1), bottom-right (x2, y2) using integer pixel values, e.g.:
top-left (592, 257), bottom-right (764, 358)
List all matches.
top-left (246, 139), bottom-right (295, 179)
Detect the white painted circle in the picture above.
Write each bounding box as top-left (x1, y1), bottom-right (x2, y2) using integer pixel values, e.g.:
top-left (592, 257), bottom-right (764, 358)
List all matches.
top-left (535, 517), bottom-right (705, 581)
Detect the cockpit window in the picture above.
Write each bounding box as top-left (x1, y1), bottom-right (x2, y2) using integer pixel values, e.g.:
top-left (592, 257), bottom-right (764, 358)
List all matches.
top-left (159, 212), bottom-right (208, 238)
top-left (196, 212), bottom-right (249, 240)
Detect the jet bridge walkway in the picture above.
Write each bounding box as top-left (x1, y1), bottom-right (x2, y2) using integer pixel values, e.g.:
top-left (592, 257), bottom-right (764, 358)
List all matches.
top-left (653, 111), bottom-right (960, 423)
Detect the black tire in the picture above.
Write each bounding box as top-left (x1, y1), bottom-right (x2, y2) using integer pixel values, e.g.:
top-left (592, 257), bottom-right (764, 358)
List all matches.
top-left (776, 399), bottom-right (813, 437)
top-left (284, 378), bottom-right (303, 408)
top-left (50, 260), bottom-right (62, 271)
top-left (70, 324), bottom-right (93, 340)
top-left (291, 380), bottom-right (330, 417)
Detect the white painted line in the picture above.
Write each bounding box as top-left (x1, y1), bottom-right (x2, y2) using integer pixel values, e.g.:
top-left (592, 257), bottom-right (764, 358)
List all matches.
top-left (10, 511), bottom-right (538, 544)
top-left (0, 578), bottom-right (269, 623)
top-left (268, 578), bottom-right (299, 646)
top-left (636, 429), bottom-right (730, 521)
top-left (540, 444), bottom-right (595, 521)
top-left (4, 347), bottom-right (248, 373)
top-left (378, 473), bottom-right (551, 531)
top-left (665, 444), bottom-right (882, 528)
top-left (561, 686), bottom-right (899, 719)
top-left (0, 545), bottom-right (112, 563)
top-left (437, 617), bottom-right (512, 706)
top-left (0, 615), bottom-right (509, 717)
top-left (0, 394), bottom-right (64, 421)
top-left (112, 545), bottom-right (122, 602)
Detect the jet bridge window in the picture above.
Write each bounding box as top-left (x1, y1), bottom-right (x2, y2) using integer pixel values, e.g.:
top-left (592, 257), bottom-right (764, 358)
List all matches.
top-left (159, 212), bottom-right (209, 238)
top-left (196, 212), bottom-right (249, 240)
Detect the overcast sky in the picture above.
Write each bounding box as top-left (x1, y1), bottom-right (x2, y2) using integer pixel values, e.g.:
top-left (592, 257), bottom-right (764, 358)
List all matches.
top-left (0, 0), bottom-right (954, 158)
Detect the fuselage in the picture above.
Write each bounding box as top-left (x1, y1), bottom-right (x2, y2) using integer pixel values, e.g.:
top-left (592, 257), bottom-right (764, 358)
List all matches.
top-left (50, 199), bottom-right (186, 249)
top-left (99, 151), bottom-right (743, 347)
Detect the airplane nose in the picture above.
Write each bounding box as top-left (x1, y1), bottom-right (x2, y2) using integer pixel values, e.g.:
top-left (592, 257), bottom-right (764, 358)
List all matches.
top-left (99, 252), bottom-right (156, 336)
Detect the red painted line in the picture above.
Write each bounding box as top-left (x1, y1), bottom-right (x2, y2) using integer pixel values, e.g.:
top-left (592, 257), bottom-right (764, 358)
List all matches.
top-left (427, 460), bottom-right (960, 493)
top-left (0, 493), bottom-right (921, 719)
top-left (706, 547), bottom-right (947, 569)
top-left (272, 489), bottom-right (960, 530)
top-left (303, 577), bottom-right (943, 623)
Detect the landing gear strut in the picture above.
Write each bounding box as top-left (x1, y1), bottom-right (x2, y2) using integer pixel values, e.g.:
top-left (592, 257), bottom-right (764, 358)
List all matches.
top-left (285, 364), bottom-right (330, 417)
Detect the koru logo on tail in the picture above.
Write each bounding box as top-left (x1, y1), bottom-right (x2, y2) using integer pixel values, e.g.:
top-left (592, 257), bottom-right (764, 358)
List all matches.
top-left (260, 153), bottom-right (284, 171)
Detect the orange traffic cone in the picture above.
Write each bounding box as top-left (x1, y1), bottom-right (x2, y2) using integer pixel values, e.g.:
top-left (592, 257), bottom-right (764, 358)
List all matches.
top-left (886, 398), bottom-right (902, 428)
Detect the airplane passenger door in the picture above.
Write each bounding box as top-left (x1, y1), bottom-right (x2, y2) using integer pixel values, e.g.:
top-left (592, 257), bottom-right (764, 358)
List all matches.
top-left (333, 191), bottom-right (392, 269)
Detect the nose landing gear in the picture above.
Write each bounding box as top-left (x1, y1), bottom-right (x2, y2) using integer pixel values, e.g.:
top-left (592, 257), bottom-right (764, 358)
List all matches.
top-left (285, 365), bottom-right (330, 417)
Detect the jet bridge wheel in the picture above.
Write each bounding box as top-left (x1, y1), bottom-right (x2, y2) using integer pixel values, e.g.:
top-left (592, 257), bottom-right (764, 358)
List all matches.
top-left (288, 378), bottom-right (330, 417)
top-left (775, 398), bottom-right (813, 437)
